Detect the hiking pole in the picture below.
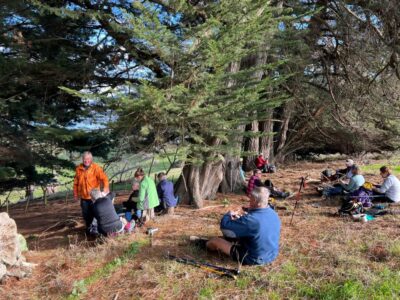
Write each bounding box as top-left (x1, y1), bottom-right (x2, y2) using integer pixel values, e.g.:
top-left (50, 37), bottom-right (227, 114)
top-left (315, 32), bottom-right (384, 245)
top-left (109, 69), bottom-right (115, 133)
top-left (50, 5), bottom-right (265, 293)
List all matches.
top-left (290, 176), bottom-right (307, 225)
top-left (349, 195), bottom-right (387, 199)
top-left (167, 254), bottom-right (239, 275)
top-left (166, 254), bottom-right (239, 279)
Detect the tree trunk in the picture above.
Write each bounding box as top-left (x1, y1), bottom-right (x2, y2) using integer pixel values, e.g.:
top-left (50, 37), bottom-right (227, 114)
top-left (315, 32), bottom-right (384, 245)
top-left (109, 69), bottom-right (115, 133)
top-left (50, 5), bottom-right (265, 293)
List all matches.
top-left (41, 186), bottom-right (48, 206)
top-left (241, 50), bottom-right (267, 170)
top-left (175, 159), bottom-right (224, 208)
top-left (243, 120), bottom-right (259, 171)
top-left (259, 108), bottom-right (274, 161)
top-left (274, 105), bottom-right (292, 163)
top-left (219, 156), bottom-right (245, 193)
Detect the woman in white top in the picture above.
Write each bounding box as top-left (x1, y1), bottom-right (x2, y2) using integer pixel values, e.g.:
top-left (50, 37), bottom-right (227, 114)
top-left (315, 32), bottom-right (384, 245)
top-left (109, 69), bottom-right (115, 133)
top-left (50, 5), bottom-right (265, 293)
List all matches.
top-left (373, 166), bottom-right (400, 203)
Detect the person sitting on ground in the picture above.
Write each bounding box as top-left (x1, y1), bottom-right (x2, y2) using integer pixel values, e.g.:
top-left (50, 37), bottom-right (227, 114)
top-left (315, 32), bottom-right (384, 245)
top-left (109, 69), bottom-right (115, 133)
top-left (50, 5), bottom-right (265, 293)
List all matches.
top-left (122, 180), bottom-right (140, 221)
top-left (340, 165), bottom-right (365, 193)
top-left (264, 179), bottom-right (293, 199)
top-left (128, 179), bottom-right (140, 202)
top-left (372, 166), bottom-right (400, 203)
top-left (247, 169), bottom-right (263, 196)
top-left (239, 158), bottom-right (246, 183)
top-left (198, 187), bottom-right (281, 266)
top-left (156, 172), bottom-right (177, 215)
top-left (255, 153), bottom-right (268, 173)
top-left (134, 168), bottom-right (160, 222)
top-left (336, 159), bottom-right (355, 180)
top-left (90, 189), bottom-right (124, 236)
top-left (323, 165), bottom-right (365, 197)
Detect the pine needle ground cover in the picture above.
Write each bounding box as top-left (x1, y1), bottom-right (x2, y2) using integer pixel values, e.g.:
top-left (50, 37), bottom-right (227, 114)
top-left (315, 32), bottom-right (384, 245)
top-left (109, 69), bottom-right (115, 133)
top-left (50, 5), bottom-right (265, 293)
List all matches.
top-left (1, 160), bottom-right (400, 299)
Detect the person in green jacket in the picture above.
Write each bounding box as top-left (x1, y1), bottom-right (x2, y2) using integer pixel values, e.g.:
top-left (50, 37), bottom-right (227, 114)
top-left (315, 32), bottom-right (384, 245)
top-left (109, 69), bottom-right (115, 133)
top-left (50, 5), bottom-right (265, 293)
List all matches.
top-left (134, 168), bottom-right (160, 222)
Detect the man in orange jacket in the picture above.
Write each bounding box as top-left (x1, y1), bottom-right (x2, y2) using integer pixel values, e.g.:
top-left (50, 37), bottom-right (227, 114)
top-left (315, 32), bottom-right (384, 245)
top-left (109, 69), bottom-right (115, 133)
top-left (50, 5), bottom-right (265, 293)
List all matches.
top-left (73, 151), bottom-right (109, 232)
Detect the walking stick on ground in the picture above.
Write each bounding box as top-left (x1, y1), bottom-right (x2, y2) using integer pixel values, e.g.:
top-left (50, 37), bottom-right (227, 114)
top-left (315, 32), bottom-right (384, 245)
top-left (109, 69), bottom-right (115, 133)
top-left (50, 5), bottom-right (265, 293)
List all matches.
top-left (166, 254), bottom-right (239, 279)
top-left (290, 176), bottom-right (307, 225)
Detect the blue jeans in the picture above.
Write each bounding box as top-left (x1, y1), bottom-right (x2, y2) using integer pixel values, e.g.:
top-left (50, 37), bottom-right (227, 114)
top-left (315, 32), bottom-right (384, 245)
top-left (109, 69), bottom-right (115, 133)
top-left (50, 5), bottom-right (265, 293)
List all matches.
top-left (323, 186), bottom-right (343, 196)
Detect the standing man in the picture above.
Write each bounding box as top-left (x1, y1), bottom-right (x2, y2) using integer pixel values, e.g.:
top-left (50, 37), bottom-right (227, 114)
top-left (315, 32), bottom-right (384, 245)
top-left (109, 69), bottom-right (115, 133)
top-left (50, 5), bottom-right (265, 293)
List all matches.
top-left (73, 151), bottom-right (109, 233)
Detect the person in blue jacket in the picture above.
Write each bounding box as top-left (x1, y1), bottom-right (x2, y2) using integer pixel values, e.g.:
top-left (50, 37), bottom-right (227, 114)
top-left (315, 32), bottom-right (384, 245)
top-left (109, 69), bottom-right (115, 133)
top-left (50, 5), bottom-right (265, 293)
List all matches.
top-left (156, 172), bottom-right (178, 214)
top-left (206, 186), bottom-right (281, 265)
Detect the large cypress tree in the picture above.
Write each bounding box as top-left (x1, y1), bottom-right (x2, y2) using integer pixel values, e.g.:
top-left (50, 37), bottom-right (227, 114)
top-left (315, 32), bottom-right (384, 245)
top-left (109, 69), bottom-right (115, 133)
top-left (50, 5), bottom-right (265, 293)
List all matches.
top-left (93, 0), bottom-right (288, 207)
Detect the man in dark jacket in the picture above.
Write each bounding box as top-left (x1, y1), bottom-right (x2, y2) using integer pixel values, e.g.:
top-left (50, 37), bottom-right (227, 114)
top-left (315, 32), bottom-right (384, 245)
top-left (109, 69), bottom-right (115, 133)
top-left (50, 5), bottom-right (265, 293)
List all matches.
top-left (90, 189), bottom-right (123, 236)
top-left (156, 172), bottom-right (177, 214)
top-left (204, 186), bottom-right (281, 265)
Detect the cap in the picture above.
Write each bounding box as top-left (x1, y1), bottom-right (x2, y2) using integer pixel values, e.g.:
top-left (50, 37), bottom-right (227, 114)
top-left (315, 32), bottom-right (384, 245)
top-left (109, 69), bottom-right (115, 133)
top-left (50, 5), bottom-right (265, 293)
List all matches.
top-left (345, 159), bottom-right (354, 166)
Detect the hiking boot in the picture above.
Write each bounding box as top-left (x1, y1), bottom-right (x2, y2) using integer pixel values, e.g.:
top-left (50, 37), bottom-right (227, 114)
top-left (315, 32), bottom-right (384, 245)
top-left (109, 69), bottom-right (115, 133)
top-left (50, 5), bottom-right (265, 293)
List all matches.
top-left (189, 236), bottom-right (209, 250)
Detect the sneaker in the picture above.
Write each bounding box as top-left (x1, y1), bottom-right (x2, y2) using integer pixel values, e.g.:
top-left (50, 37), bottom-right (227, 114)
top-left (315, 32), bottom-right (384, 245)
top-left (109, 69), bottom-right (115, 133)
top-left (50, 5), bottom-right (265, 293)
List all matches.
top-left (189, 236), bottom-right (209, 250)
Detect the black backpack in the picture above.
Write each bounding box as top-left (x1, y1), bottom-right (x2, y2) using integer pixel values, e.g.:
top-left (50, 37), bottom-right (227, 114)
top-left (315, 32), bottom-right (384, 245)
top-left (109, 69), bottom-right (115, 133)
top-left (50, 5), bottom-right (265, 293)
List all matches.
top-left (339, 201), bottom-right (363, 215)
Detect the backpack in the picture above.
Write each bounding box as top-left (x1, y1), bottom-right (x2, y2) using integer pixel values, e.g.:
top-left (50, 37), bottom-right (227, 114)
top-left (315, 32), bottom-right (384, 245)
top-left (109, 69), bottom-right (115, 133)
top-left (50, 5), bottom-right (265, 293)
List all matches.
top-left (349, 187), bottom-right (373, 208)
top-left (339, 201), bottom-right (363, 215)
top-left (267, 165), bottom-right (276, 173)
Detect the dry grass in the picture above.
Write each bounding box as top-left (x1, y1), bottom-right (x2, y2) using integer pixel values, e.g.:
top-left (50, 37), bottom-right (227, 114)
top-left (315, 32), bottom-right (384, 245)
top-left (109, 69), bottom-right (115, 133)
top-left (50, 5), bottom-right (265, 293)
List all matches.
top-left (1, 160), bottom-right (400, 299)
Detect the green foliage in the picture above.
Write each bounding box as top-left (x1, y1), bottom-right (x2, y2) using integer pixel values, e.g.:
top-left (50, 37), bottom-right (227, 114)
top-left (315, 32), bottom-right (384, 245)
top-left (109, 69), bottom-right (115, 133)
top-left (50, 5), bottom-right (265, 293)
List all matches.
top-left (103, 0), bottom-right (288, 163)
top-left (0, 1), bottom-right (95, 191)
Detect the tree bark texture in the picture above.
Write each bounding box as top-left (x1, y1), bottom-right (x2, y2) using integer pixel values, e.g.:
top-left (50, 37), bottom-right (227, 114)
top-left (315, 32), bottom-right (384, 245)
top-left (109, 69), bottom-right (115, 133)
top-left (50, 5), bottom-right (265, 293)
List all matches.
top-left (243, 120), bottom-right (260, 171)
top-left (259, 108), bottom-right (274, 161)
top-left (219, 156), bottom-right (245, 194)
top-left (175, 160), bottom-right (224, 208)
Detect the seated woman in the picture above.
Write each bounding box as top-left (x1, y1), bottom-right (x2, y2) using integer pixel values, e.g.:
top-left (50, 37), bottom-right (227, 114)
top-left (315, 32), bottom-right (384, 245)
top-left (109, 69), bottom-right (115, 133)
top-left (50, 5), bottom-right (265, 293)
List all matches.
top-left (323, 165), bottom-right (365, 197)
top-left (372, 166), bottom-right (400, 203)
top-left (156, 172), bottom-right (178, 214)
top-left (247, 169), bottom-right (263, 196)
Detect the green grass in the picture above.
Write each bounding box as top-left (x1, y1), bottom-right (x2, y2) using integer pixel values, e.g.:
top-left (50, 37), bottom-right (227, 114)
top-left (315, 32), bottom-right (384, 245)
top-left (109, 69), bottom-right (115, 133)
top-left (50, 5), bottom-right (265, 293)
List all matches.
top-left (361, 163), bottom-right (400, 175)
top-left (297, 268), bottom-right (400, 299)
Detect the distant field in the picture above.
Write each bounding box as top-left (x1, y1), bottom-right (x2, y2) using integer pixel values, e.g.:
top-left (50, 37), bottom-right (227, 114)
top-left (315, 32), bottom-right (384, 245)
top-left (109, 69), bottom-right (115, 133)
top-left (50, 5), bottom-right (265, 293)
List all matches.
top-left (361, 164), bottom-right (400, 175)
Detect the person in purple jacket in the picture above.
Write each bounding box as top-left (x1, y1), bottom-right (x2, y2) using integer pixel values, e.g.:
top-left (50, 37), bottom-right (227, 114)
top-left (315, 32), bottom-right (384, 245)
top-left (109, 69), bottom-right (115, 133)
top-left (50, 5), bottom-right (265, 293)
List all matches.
top-left (203, 186), bottom-right (281, 265)
top-left (156, 172), bottom-right (178, 214)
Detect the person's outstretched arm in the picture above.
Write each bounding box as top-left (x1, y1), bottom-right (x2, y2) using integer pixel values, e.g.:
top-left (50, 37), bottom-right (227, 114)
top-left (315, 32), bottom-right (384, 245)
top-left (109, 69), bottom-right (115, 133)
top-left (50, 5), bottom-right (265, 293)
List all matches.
top-left (375, 177), bottom-right (392, 194)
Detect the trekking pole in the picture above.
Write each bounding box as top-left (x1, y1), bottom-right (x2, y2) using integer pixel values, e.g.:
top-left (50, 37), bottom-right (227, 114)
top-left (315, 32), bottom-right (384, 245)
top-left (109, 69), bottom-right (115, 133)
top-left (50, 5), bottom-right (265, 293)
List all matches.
top-left (349, 195), bottom-right (385, 199)
top-left (166, 254), bottom-right (239, 279)
top-left (290, 176), bottom-right (307, 225)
